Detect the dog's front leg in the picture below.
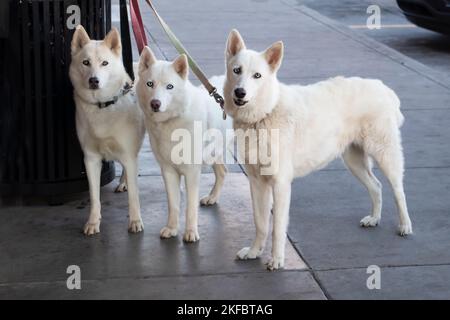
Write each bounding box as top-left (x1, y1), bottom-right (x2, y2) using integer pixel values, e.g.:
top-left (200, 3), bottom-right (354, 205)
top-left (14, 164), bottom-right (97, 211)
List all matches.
top-left (267, 180), bottom-right (291, 271)
top-left (122, 157), bottom-right (144, 233)
top-left (237, 176), bottom-right (272, 260)
top-left (160, 166), bottom-right (181, 239)
top-left (183, 169), bottom-right (200, 242)
top-left (83, 154), bottom-right (103, 235)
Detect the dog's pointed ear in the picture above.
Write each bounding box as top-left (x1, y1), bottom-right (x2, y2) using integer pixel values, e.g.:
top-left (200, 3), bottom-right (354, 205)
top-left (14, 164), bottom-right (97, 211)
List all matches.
top-left (172, 54), bottom-right (189, 80)
top-left (104, 27), bottom-right (122, 56)
top-left (71, 25), bottom-right (90, 55)
top-left (263, 41), bottom-right (284, 72)
top-left (139, 46), bottom-right (157, 74)
top-left (226, 29), bottom-right (246, 59)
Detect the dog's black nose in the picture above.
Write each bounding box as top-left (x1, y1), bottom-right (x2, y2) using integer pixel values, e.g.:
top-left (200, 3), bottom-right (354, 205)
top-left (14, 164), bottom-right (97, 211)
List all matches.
top-left (150, 99), bottom-right (161, 111)
top-left (88, 77), bottom-right (100, 89)
top-left (234, 87), bottom-right (246, 99)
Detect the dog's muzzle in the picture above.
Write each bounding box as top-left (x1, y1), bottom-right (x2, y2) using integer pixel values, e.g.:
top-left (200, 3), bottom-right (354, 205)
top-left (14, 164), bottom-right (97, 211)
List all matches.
top-left (233, 87), bottom-right (248, 106)
top-left (233, 98), bottom-right (248, 107)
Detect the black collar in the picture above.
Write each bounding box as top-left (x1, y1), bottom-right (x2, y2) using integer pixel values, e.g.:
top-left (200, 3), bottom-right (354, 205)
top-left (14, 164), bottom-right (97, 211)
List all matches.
top-left (97, 82), bottom-right (133, 109)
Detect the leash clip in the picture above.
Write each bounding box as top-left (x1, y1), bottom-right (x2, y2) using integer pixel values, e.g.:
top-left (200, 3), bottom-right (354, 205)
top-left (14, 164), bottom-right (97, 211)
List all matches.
top-left (210, 88), bottom-right (227, 120)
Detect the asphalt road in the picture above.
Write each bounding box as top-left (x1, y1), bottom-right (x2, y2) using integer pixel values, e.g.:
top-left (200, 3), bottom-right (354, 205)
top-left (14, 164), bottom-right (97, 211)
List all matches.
top-left (300, 0), bottom-right (450, 76)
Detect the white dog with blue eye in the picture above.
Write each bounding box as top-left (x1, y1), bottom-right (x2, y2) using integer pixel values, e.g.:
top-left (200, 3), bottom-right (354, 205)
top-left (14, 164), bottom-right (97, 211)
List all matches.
top-left (136, 46), bottom-right (232, 242)
top-left (223, 29), bottom-right (412, 270)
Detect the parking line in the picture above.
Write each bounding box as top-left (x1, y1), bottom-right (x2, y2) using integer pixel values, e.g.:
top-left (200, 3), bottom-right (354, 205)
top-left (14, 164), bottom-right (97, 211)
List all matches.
top-left (349, 24), bottom-right (417, 29)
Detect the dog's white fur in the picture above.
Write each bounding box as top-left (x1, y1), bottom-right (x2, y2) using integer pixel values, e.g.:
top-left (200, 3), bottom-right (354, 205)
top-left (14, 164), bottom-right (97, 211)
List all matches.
top-left (136, 46), bottom-right (232, 242)
top-left (224, 30), bottom-right (412, 270)
top-left (69, 26), bottom-right (145, 235)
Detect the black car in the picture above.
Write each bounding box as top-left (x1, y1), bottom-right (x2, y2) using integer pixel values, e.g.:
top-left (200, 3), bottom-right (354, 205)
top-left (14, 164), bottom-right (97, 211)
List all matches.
top-left (397, 0), bottom-right (450, 34)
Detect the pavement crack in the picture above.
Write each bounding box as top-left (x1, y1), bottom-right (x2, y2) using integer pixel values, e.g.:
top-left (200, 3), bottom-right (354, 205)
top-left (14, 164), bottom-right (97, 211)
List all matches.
top-left (0, 269), bottom-right (311, 288)
top-left (144, 26), bottom-right (169, 61)
top-left (287, 234), bottom-right (331, 299)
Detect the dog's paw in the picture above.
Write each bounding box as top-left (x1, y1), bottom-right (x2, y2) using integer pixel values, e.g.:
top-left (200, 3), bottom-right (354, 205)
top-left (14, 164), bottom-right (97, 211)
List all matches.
top-left (128, 219), bottom-right (144, 233)
top-left (83, 220), bottom-right (100, 236)
top-left (266, 256), bottom-right (285, 271)
top-left (360, 215), bottom-right (380, 227)
top-left (398, 222), bottom-right (413, 236)
top-left (200, 194), bottom-right (218, 206)
top-left (236, 247), bottom-right (262, 260)
top-left (114, 182), bottom-right (128, 193)
top-left (160, 226), bottom-right (178, 239)
top-left (183, 229), bottom-right (200, 243)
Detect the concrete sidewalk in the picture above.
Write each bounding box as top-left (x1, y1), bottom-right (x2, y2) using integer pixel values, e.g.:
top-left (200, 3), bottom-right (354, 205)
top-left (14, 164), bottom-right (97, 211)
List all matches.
top-left (1, 0), bottom-right (450, 299)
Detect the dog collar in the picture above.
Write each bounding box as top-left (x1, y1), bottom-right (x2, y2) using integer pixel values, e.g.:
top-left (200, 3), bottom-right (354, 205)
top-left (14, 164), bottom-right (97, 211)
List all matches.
top-left (97, 82), bottom-right (133, 109)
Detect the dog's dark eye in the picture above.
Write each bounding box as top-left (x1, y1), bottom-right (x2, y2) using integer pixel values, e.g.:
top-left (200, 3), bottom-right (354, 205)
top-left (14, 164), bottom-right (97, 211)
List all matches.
top-left (253, 72), bottom-right (262, 79)
top-left (146, 81), bottom-right (153, 88)
top-left (82, 60), bottom-right (90, 66)
top-left (166, 84), bottom-right (174, 90)
top-left (102, 61), bottom-right (109, 66)
top-left (233, 67), bottom-right (241, 75)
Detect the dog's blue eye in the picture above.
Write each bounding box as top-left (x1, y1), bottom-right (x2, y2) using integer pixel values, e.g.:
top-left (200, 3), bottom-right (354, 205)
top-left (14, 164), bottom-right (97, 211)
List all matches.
top-left (167, 84), bottom-right (174, 90)
top-left (102, 61), bottom-right (109, 66)
top-left (146, 81), bottom-right (153, 88)
top-left (253, 72), bottom-right (261, 79)
top-left (82, 60), bottom-right (90, 66)
top-left (233, 67), bottom-right (241, 75)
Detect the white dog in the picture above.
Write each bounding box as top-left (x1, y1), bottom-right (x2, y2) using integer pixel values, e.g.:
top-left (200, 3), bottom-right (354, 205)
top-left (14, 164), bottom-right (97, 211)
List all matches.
top-left (136, 46), bottom-right (232, 242)
top-left (223, 30), bottom-right (412, 270)
top-left (69, 26), bottom-right (145, 235)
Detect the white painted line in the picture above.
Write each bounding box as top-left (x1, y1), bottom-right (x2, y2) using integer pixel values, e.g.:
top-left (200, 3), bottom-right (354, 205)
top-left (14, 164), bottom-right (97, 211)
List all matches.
top-left (349, 24), bottom-right (417, 29)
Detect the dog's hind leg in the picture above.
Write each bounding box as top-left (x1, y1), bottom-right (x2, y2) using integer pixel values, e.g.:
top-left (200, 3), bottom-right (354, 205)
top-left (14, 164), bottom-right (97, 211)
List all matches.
top-left (237, 176), bottom-right (272, 261)
top-left (115, 165), bottom-right (128, 193)
top-left (369, 136), bottom-right (412, 236)
top-left (83, 154), bottom-right (103, 235)
top-left (200, 163), bottom-right (227, 206)
top-left (343, 144), bottom-right (382, 227)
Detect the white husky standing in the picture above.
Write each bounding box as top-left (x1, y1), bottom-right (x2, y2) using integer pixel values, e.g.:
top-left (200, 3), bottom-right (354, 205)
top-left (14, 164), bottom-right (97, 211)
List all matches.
top-left (69, 26), bottom-right (145, 235)
top-left (136, 46), bottom-right (232, 242)
top-left (223, 30), bottom-right (412, 270)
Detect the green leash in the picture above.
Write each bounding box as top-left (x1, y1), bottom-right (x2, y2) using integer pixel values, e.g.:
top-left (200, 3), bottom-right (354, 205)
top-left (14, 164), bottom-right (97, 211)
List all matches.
top-left (145, 0), bottom-right (227, 120)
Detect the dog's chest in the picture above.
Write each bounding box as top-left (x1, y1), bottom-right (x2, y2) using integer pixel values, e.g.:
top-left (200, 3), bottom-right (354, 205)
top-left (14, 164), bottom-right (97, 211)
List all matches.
top-left (85, 117), bottom-right (124, 160)
top-left (235, 121), bottom-right (280, 175)
top-left (147, 123), bottom-right (180, 162)
top-left (147, 119), bottom-right (199, 167)
top-left (76, 100), bottom-right (135, 160)
top-left (97, 138), bottom-right (122, 161)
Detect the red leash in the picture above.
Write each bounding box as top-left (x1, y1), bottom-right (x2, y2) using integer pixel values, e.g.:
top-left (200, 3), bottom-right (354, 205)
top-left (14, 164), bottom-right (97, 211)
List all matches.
top-left (130, 0), bottom-right (148, 54)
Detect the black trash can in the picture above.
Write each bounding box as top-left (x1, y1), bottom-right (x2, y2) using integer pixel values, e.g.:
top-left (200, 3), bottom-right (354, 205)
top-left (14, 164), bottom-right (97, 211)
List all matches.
top-left (0, 0), bottom-right (133, 199)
